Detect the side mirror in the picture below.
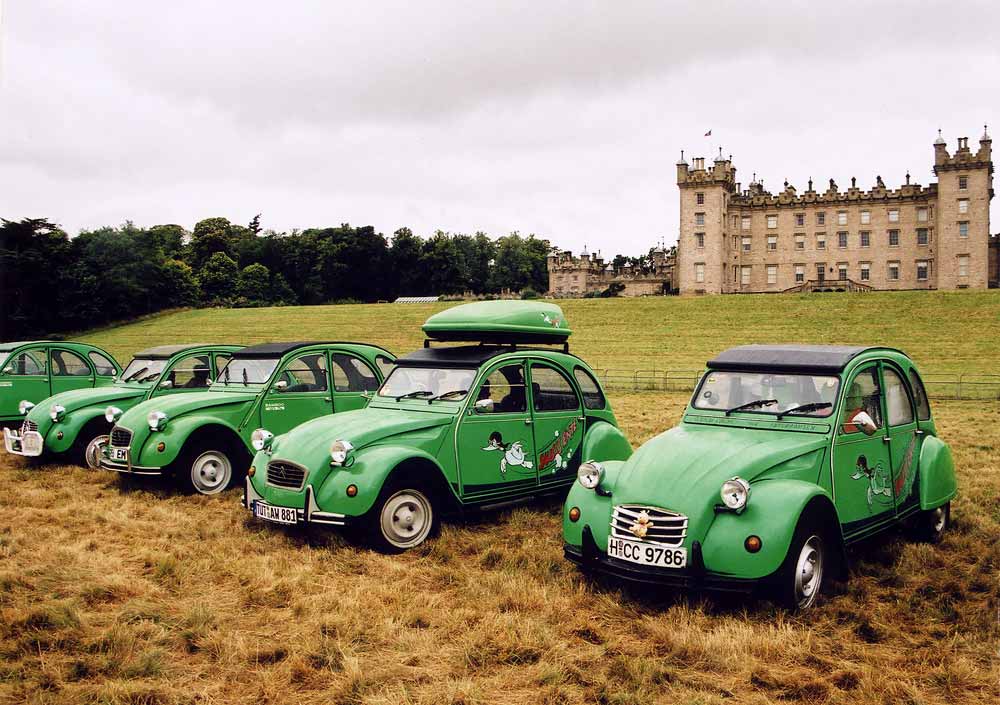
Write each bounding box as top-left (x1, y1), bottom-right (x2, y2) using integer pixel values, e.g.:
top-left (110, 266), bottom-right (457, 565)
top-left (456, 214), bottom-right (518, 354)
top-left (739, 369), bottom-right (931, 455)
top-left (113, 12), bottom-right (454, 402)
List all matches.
top-left (159, 380), bottom-right (174, 390)
top-left (474, 398), bottom-right (494, 414)
top-left (849, 410), bottom-right (879, 436)
top-left (362, 391), bottom-right (373, 400)
top-left (273, 380), bottom-right (288, 393)
top-left (1, 366), bottom-right (12, 375)
top-left (206, 379), bottom-right (214, 386)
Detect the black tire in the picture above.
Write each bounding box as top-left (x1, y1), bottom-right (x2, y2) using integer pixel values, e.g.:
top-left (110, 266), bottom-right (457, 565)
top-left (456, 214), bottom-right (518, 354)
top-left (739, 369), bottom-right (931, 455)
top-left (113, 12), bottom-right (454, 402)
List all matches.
top-left (775, 515), bottom-right (829, 610)
top-left (915, 502), bottom-right (949, 543)
top-left (363, 478), bottom-right (437, 554)
top-left (70, 420), bottom-right (112, 468)
top-left (175, 444), bottom-right (237, 495)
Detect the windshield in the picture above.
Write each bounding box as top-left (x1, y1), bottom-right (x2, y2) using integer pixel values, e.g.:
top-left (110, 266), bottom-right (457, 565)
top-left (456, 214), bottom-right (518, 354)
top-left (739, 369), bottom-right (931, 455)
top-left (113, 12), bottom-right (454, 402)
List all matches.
top-left (693, 370), bottom-right (839, 418)
top-left (378, 366), bottom-right (477, 401)
top-left (216, 358), bottom-right (280, 385)
top-left (117, 359), bottom-right (167, 384)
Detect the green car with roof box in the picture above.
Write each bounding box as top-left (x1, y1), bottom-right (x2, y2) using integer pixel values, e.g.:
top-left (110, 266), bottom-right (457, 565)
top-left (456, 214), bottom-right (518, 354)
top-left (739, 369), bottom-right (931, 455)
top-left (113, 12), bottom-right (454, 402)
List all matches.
top-left (99, 342), bottom-right (395, 494)
top-left (5, 344), bottom-right (240, 467)
top-left (563, 344), bottom-right (957, 609)
top-left (1, 339), bottom-right (121, 435)
top-left (244, 301), bottom-right (632, 552)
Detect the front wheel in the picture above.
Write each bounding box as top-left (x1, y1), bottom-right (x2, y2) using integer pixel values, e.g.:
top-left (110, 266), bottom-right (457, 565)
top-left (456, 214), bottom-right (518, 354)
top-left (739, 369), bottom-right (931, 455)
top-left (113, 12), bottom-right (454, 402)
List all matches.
top-left (776, 519), bottom-right (827, 610)
top-left (179, 448), bottom-right (235, 495)
top-left (83, 434), bottom-right (109, 470)
top-left (365, 484), bottom-right (436, 553)
top-left (915, 502), bottom-right (949, 543)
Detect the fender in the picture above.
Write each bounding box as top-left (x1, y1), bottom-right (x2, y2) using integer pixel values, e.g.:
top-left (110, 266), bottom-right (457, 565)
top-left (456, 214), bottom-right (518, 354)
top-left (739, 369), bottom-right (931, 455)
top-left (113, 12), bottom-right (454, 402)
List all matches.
top-left (580, 421), bottom-right (632, 463)
top-left (135, 415), bottom-right (246, 467)
top-left (46, 408), bottom-right (110, 454)
top-left (700, 479), bottom-right (842, 580)
top-left (313, 445), bottom-right (452, 517)
top-left (918, 435), bottom-right (957, 509)
top-left (562, 459), bottom-right (626, 549)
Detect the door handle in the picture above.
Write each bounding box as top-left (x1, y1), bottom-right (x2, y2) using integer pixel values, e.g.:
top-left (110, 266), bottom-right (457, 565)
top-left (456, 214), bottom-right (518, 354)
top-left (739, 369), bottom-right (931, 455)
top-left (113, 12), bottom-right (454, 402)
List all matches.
top-left (882, 436), bottom-right (891, 443)
top-left (324, 397), bottom-right (331, 402)
top-left (524, 419), bottom-right (533, 425)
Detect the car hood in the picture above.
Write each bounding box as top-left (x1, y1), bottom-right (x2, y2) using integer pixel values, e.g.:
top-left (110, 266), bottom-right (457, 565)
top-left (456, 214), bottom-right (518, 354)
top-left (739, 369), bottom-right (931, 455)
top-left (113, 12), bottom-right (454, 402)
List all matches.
top-left (26, 384), bottom-right (145, 424)
top-left (117, 389), bottom-right (258, 428)
top-left (610, 423), bottom-right (828, 522)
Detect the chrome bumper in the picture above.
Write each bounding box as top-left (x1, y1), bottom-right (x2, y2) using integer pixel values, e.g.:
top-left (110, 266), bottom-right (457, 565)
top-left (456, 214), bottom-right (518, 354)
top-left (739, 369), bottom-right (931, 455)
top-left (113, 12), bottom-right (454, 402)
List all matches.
top-left (244, 477), bottom-right (347, 526)
top-left (3, 427), bottom-right (43, 457)
top-left (98, 449), bottom-right (163, 475)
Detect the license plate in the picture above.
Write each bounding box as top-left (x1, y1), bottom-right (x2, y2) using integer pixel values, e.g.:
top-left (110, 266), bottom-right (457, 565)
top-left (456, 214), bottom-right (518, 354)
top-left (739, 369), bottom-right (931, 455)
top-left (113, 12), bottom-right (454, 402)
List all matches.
top-left (254, 502), bottom-right (297, 525)
top-left (607, 537), bottom-right (687, 568)
top-left (22, 434), bottom-right (42, 455)
top-left (109, 447), bottom-right (129, 462)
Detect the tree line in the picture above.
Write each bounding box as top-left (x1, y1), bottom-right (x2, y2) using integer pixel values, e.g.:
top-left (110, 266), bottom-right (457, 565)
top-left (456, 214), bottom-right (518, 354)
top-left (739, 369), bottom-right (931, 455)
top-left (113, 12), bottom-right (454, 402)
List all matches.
top-left (0, 216), bottom-right (552, 339)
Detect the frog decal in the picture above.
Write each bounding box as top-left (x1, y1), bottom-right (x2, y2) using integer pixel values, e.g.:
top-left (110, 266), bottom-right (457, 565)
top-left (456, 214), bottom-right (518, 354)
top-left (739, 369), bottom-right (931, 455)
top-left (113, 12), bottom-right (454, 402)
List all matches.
top-left (483, 432), bottom-right (533, 475)
top-left (852, 454), bottom-right (893, 509)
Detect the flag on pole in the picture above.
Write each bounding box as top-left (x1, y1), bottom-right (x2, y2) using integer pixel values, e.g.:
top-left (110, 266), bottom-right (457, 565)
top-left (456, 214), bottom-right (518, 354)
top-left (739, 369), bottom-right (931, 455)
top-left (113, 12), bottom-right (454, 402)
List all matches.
top-left (704, 129), bottom-right (712, 137)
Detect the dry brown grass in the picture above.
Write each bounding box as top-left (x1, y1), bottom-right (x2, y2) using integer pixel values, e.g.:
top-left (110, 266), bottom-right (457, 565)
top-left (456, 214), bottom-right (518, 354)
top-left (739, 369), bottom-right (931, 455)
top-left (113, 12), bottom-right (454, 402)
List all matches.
top-left (1, 393), bottom-right (997, 705)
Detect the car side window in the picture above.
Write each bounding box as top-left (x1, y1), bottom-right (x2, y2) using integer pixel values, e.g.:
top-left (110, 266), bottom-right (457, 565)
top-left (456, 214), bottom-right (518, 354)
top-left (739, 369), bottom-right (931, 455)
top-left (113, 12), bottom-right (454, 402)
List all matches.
top-left (840, 366), bottom-right (883, 433)
top-left (531, 364), bottom-right (580, 412)
top-left (573, 367), bottom-right (606, 410)
top-left (88, 351), bottom-right (117, 376)
top-left (283, 353), bottom-right (328, 392)
top-left (475, 364), bottom-right (527, 413)
top-left (883, 367), bottom-right (914, 426)
top-left (3, 350), bottom-right (48, 376)
top-left (168, 354), bottom-right (212, 389)
top-left (375, 355), bottom-right (395, 379)
top-left (215, 354), bottom-right (232, 377)
top-left (331, 353), bottom-right (379, 392)
top-left (52, 349), bottom-right (92, 376)
top-left (908, 369), bottom-right (931, 421)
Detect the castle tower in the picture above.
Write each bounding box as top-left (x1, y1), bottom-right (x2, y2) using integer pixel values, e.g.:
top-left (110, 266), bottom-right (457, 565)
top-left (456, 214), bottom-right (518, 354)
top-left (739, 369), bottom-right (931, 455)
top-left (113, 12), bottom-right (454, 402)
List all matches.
top-left (676, 150), bottom-right (737, 294)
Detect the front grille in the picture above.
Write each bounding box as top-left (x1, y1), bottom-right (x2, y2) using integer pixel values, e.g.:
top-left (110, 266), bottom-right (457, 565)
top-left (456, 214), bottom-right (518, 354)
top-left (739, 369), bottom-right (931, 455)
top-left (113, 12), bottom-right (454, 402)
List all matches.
top-left (110, 427), bottom-right (132, 448)
top-left (21, 420), bottom-right (38, 434)
top-left (611, 505), bottom-right (688, 547)
top-left (266, 461), bottom-right (307, 491)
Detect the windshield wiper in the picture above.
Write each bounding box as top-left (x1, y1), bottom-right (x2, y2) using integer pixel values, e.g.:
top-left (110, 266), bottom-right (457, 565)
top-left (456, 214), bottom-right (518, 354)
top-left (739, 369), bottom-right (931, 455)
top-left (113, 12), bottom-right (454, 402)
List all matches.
top-left (725, 399), bottom-right (778, 416)
top-left (426, 389), bottom-right (468, 403)
top-left (123, 366), bottom-right (148, 383)
top-left (137, 372), bottom-right (160, 383)
top-left (395, 390), bottom-right (434, 401)
top-left (223, 366), bottom-right (231, 385)
top-left (242, 368), bottom-right (249, 386)
top-left (777, 402), bottom-right (832, 420)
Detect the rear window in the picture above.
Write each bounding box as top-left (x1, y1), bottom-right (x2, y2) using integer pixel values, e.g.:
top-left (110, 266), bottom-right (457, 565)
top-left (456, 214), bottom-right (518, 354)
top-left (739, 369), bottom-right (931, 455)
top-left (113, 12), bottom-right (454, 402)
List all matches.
top-left (573, 367), bottom-right (606, 410)
top-left (908, 368), bottom-right (931, 420)
top-left (89, 351), bottom-right (118, 376)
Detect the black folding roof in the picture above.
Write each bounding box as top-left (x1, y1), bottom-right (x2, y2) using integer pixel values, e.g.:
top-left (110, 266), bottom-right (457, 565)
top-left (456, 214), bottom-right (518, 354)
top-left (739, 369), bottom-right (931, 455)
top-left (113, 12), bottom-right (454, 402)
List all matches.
top-left (396, 345), bottom-right (517, 368)
top-left (0, 340), bottom-right (47, 352)
top-left (135, 344), bottom-right (222, 359)
top-left (706, 345), bottom-right (902, 374)
top-left (233, 341), bottom-right (392, 359)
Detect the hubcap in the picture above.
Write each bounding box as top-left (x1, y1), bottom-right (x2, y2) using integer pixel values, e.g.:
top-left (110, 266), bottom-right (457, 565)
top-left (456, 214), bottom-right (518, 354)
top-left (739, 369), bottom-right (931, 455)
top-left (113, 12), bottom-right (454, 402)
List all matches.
top-left (190, 451), bottom-right (232, 495)
top-left (931, 506), bottom-right (946, 533)
top-left (380, 490), bottom-right (432, 549)
top-left (793, 535), bottom-right (824, 609)
top-left (85, 435), bottom-right (109, 470)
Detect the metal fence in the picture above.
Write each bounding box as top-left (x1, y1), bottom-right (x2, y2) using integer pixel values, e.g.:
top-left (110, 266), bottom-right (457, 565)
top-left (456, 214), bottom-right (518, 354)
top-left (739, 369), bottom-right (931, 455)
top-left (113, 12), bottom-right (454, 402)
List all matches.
top-left (593, 368), bottom-right (1000, 401)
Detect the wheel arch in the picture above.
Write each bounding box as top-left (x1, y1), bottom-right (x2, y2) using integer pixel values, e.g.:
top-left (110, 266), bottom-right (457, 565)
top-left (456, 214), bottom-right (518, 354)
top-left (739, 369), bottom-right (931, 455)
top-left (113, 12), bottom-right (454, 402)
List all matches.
top-left (918, 435), bottom-right (957, 510)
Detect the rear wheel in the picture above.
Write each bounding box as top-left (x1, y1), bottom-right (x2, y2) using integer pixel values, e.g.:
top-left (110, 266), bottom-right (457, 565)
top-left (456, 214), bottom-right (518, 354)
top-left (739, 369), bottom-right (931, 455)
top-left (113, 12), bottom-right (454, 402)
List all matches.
top-left (915, 502), bottom-right (949, 543)
top-left (178, 447), bottom-right (235, 495)
top-left (365, 481), bottom-right (436, 553)
top-left (776, 517), bottom-right (827, 610)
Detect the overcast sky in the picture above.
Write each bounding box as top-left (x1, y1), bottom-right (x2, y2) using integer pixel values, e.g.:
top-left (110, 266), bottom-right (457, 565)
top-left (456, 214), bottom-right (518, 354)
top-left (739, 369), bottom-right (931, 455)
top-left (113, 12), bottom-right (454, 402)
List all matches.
top-left (2, 1), bottom-right (998, 255)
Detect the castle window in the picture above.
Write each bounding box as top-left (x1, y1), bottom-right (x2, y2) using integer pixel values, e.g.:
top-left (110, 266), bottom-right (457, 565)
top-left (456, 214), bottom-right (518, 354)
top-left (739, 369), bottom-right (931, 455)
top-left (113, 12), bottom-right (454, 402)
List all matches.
top-left (742, 236), bottom-right (752, 252)
top-left (888, 209), bottom-right (899, 223)
top-left (838, 263), bottom-right (848, 280)
top-left (917, 228), bottom-right (929, 246)
top-left (888, 261), bottom-right (900, 281)
top-left (767, 215), bottom-right (777, 229)
top-left (694, 263), bottom-right (705, 283)
top-left (958, 199), bottom-right (969, 214)
top-left (816, 264), bottom-right (826, 283)
top-left (695, 212), bottom-right (705, 226)
top-left (957, 255), bottom-right (969, 277)
top-left (916, 260), bottom-right (929, 281)
top-left (695, 233), bottom-right (705, 248)
top-left (860, 231), bottom-right (871, 247)
top-left (816, 212), bottom-right (826, 226)
top-left (767, 235), bottom-right (777, 251)
top-left (917, 208), bottom-right (928, 222)
top-left (959, 221), bottom-right (969, 237)
top-left (741, 216), bottom-right (751, 230)
top-left (795, 213), bottom-right (804, 227)
top-left (959, 175), bottom-right (968, 190)
top-left (837, 211), bottom-right (848, 226)
top-left (767, 265), bottom-right (777, 285)
top-left (795, 264), bottom-right (805, 283)
top-left (888, 230), bottom-right (900, 247)
top-left (794, 234), bottom-right (805, 250)
top-left (696, 192), bottom-right (705, 205)
top-left (740, 266), bottom-right (751, 285)
top-left (816, 234), bottom-right (826, 250)
top-left (860, 262), bottom-right (871, 281)
top-left (732, 215), bottom-right (738, 229)
top-left (838, 232), bottom-right (848, 248)
top-left (860, 210), bottom-right (871, 224)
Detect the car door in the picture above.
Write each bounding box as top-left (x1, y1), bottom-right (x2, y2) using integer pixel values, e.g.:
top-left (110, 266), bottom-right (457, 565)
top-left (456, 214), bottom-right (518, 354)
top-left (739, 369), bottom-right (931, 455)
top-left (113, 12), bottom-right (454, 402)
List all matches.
top-left (258, 351), bottom-right (334, 436)
top-left (456, 361), bottom-right (537, 500)
top-left (154, 353), bottom-right (213, 397)
top-left (880, 364), bottom-right (921, 519)
top-left (0, 347), bottom-right (50, 419)
top-left (833, 364), bottom-right (895, 540)
top-left (528, 362), bottom-right (585, 491)
top-left (49, 348), bottom-right (96, 396)
top-left (330, 352), bottom-right (380, 413)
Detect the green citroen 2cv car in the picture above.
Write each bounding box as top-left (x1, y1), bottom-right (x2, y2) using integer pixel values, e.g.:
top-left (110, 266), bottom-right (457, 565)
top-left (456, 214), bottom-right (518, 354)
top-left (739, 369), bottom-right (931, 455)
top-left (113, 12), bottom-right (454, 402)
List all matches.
top-left (1, 340), bottom-right (121, 435)
top-left (244, 301), bottom-right (632, 552)
top-left (99, 342), bottom-right (395, 494)
top-left (563, 345), bottom-right (956, 609)
top-left (5, 344), bottom-right (240, 467)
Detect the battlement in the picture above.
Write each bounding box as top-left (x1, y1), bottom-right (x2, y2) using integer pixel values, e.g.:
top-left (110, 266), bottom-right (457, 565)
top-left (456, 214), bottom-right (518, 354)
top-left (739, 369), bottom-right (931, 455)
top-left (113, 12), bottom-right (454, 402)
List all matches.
top-left (728, 176), bottom-right (938, 209)
top-left (934, 129), bottom-right (992, 174)
top-left (546, 249), bottom-right (607, 272)
top-left (676, 150), bottom-right (738, 192)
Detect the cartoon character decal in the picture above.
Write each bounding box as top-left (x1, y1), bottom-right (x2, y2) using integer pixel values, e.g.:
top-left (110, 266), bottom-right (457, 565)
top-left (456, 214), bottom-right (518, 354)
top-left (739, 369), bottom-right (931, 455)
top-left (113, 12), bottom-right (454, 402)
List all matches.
top-left (538, 420), bottom-right (578, 474)
top-left (852, 435), bottom-right (917, 511)
top-left (541, 313), bottom-right (563, 328)
top-left (482, 432), bottom-right (534, 475)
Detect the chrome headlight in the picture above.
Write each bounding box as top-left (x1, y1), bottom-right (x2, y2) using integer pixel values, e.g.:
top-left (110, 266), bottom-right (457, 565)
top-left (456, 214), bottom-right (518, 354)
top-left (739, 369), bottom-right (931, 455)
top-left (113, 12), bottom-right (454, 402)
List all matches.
top-left (49, 404), bottom-right (66, 422)
top-left (105, 406), bottom-right (123, 423)
top-left (329, 439), bottom-right (354, 465)
top-left (577, 460), bottom-right (605, 490)
top-left (18, 400), bottom-right (34, 415)
top-left (720, 477), bottom-right (751, 513)
top-left (147, 411), bottom-right (168, 432)
top-left (251, 428), bottom-right (274, 452)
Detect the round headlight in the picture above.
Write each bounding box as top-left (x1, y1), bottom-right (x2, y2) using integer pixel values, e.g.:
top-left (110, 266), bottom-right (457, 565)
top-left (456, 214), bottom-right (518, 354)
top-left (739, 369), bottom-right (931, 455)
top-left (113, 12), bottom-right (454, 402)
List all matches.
top-left (329, 439), bottom-right (354, 465)
top-left (251, 428), bottom-right (274, 451)
top-left (18, 400), bottom-right (35, 415)
top-left (720, 477), bottom-right (751, 512)
top-left (577, 461), bottom-right (605, 490)
top-left (49, 404), bottom-right (66, 422)
top-left (105, 406), bottom-right (123, 423)
top-left (147, 411), bottom-right (168, 431)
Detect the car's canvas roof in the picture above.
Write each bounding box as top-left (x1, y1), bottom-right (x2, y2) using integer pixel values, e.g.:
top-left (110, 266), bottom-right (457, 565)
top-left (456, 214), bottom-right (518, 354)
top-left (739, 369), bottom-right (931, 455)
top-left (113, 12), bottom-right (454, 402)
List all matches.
top-left (135, 344), bottom-right (231, 359)
top-left (0, 341), bottom-right (48, 352)
top-left (396, 345), bottom-right (519, 368)
top-left (233, 342), bottom-right (393, 359)
top-left (706, 344), bottom-right (907, 374)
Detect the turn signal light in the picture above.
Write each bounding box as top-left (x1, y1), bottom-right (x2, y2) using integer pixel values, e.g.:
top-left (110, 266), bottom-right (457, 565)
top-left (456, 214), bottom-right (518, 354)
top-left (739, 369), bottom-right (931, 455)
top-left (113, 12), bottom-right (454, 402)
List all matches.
top-left (156, 442), bottom-right (166, 453)
top-left (745, 535), bottom-right (762, 553)
top-left (346, 484), bottom-right (358, 497)
top-left (568, 507), bottom-right (581, 522)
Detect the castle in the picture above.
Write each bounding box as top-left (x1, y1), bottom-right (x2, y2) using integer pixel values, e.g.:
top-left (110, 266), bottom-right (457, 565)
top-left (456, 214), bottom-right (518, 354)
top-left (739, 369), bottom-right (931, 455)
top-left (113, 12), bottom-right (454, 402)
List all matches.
top-left (546, 246), bottom-right (675, 297)
top-left (676, 129), bottom-right (995, 294)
